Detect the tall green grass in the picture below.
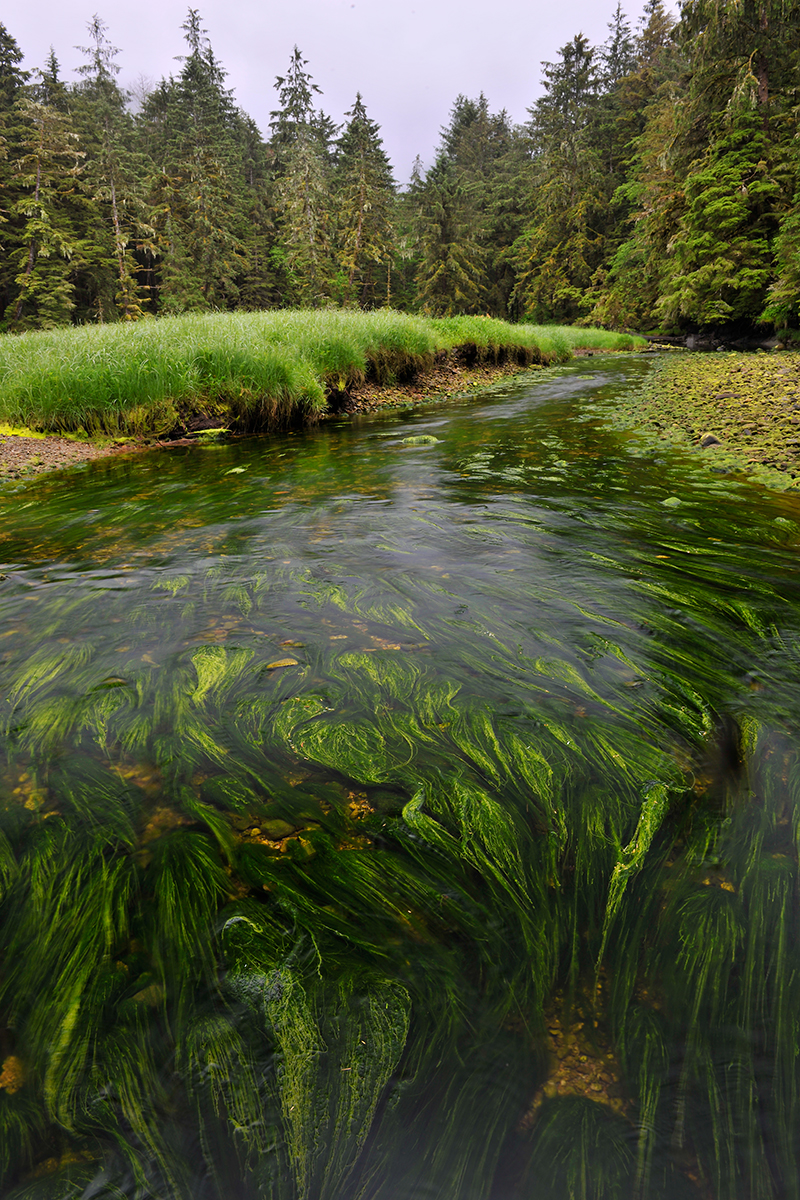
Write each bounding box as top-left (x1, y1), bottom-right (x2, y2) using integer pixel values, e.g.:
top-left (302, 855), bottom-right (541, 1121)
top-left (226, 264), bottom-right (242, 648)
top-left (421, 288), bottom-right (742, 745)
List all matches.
top-left (0, 310), bottom-right (642, 437)
top-left (432, 316), bottom-right (641, 362)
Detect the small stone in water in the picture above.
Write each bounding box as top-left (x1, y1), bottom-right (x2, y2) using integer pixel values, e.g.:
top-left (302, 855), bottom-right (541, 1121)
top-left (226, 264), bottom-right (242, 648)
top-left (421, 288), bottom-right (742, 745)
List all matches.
top-left (401, 435), bottom-right (440, 445)
top-left (262, 819), bottom-right (296, 839)
top-left (662, 496), bottom-right (682, 507)
top-left (265, 657), bottom-right (299, 669)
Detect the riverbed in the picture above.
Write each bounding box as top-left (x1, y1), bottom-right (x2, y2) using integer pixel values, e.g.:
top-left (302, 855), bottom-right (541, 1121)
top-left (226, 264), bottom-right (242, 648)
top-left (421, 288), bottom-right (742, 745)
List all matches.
top-left (1, 354), bottom-right (798, 1199)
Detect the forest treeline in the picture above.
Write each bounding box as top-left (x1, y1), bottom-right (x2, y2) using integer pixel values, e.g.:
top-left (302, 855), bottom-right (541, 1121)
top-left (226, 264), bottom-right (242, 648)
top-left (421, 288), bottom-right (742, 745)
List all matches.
top-left (1, 1), bottom-right (799, 335)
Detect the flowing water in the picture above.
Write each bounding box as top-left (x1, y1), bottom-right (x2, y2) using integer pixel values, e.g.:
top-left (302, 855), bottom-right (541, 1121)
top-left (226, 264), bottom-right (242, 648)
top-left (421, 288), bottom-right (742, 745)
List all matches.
top-left (1, 356), bottom-right (800, 1199)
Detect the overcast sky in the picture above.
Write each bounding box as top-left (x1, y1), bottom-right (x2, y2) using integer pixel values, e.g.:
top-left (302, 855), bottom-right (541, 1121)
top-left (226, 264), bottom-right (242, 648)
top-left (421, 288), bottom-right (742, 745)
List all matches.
top-left (6, 0), bottom-right (673, 184)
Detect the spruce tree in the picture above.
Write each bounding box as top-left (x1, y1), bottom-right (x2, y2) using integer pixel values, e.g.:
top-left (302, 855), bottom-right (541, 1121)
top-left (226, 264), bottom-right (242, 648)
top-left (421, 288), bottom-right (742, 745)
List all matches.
top-left (333, 93), bottom-right (395, 307)
top-left (441, 94), bottom-right (522, 317)
top-left (512, 34), bottom-right (605, 321)
top-left (415, 155), bottom-right (487, 315)
top-left (654, 0), bottom-right (799, 329)
top-left (657, 107), bottom-right (785, 326)
top-left (390, 155), bottom-right (426, 311)
top-left (8, 58), bottom-right (84, 329)
top-left (596, 4), bottom-right (638, 178)
top-left (141, 9), bottom-right (247, 312)
top-left (72, 17), bottom-right (154, 320)
top-left (589, 0), bottom-right (684, 329)
top-left (270, 47), bottom-right (334, 306)
top-left (0, 23), bottom-right (28, 112)
top-left (411, 94), bottom-right (521, 317)
top-left (232, 111), bottom-right (276, 310)
top-left (0, 24), bottom-right (30, 319)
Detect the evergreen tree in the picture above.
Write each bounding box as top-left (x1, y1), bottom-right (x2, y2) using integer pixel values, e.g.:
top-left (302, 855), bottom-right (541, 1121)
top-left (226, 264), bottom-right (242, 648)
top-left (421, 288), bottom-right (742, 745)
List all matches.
top-left (269, 47), bottom-right (334, 306)
top-left (0, 24), bottom-right (30, 318)
top-left (512, 35), bottom-right (605, 321)
top-left (141, 9), bottom-right (247, 312)
top-left (410, 94), bottom-right (522, 318)
top-left (270, 46), bottom-right (322, 167)
top-left (653, 0), bottom-right (799, 329)
top-left (590, 0), bottom-right (685, 328)
top-left (657, 107), bottom-right (785, 326)
top-left (595, 4), bottom-right (638, 177)
top-left (333, 93), bottom-right (395, 306)
top-left (415, 155), bottom-right (487, 315)
top-left (8, 58), bottom-right (84, 329)
top-left (390, 155), bottom-right (426, 311)
top-left (441, 94), bottom-right (523, 316)
top-left (636, 0), bottom-right (676, 68)
top-left (72, 17), bottom-right (154, 320)
top-left (0, 23), bottom-right (28, 112)
top-left (231, 111), bottom-right (276, 310)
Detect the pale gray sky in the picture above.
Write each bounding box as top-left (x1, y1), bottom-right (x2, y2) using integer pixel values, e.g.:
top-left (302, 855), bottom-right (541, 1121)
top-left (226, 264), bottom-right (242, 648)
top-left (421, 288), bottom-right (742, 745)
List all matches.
top-left (6, 0), bottom-right (672, 183)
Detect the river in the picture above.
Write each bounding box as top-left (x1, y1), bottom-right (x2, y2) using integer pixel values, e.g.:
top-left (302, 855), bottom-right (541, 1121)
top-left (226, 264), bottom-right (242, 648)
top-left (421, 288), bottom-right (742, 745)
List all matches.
top-left (1, 355), bottom-right (798, 1199)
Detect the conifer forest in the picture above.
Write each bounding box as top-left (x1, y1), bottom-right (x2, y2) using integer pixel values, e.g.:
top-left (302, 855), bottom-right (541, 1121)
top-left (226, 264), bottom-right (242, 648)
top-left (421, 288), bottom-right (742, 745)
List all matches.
top-left (2, 0), bottom-right (800, 335)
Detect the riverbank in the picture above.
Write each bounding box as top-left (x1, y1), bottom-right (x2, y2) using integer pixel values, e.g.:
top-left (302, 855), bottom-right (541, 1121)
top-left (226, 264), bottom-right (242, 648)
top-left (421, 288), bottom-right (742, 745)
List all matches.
top-left (0, 428), bottom-right (136, 481)
top-left (0, 356), bottom-right (534, 479)
top-left (598, 350), bottom-right (800, 491)
top-left (0, 314), bottom-right (642, 480)
top-left (0, 310), bottom-right (641, 443)
top-left (7, 345), bottom-right (800, 493)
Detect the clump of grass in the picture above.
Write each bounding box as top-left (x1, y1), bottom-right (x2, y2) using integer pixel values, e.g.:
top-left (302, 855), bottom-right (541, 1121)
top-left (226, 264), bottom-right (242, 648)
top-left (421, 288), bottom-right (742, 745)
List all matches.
top-left (0, 310), bottom-right (643, 438)
top-left (432, 316), bottom-right (642, 364)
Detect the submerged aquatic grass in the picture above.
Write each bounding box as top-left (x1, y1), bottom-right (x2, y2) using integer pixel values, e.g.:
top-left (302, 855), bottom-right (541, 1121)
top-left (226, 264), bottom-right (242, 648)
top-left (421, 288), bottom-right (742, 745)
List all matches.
top-left (1, 354), bottom-right (799, 1198)
top-left (0, 310), bottom-right (642, 436)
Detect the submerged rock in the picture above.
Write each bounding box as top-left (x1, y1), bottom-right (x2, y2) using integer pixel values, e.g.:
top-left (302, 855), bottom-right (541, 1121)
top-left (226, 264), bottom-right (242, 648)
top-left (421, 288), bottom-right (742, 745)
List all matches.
top-left (261, 818), bottom-right (297, 839)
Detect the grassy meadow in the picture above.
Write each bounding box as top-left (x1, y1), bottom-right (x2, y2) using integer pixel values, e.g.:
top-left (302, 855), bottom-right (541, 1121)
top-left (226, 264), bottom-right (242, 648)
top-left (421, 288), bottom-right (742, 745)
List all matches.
top-left (0, 310), bottom-right (643, 438)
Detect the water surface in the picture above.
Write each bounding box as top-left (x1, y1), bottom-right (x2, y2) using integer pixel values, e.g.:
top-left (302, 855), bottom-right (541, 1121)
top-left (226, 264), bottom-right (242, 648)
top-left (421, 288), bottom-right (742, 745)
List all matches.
top-left (1, 356), bottom-right (799, 1199)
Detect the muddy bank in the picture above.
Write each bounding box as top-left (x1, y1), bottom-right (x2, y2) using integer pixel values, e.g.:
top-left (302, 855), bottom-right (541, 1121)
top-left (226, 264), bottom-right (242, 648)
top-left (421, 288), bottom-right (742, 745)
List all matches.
top-left (331, 355), bottom-right (534, 414)
top-left (0, 432), bottom-right (136, 481)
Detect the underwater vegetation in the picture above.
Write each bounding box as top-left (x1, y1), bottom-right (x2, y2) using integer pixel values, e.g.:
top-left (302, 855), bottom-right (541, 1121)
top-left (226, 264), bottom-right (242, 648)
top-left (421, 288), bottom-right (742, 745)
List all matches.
top-left (0, 309), bottom-right (641, 437)
top-left (0, 354), bottom-right (799, 1199)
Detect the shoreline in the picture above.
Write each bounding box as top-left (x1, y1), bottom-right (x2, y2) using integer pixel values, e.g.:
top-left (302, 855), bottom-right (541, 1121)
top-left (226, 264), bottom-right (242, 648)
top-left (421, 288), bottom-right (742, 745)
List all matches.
top-left (593, 350), bottom-right (800, 492)
top-left (0, 357), bottom-right (538, 482)
top-left (0, 430), bottom-right (138, 482)
top-left (7, 348), bottom-right (800, 494)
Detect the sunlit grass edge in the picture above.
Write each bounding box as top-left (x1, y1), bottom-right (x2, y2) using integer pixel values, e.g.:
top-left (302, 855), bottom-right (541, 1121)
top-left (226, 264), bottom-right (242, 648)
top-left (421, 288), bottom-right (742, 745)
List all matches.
top-left (0, 310), bottom-right (644, 437)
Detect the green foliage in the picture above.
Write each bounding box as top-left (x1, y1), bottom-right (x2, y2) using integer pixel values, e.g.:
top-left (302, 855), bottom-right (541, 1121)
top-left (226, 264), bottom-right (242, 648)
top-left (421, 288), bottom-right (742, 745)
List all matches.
top-left (1, 2), bottom-right (800, 331)
top-left (657, 110), bottom-right (785, 326)
top-left (333, 93), bottom-right (396, 307)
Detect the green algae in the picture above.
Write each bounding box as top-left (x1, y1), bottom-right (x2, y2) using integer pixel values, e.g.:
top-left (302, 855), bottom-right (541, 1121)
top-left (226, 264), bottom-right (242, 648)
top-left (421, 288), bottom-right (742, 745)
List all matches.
top-left (593, 351), bottom-right (800, 492)
top-left (1, 357), bottom-right (800, 1197)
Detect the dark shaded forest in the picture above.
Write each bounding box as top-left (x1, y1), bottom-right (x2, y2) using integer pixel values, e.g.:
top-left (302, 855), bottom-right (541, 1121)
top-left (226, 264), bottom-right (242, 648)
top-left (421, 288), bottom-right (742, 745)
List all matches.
top-left (1, 1), bottom-right (798, 336)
